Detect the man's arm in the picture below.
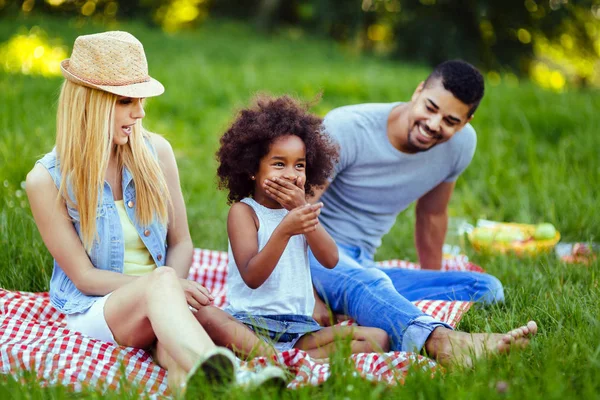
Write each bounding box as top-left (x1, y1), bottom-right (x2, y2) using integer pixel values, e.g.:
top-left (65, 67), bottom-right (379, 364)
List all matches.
top-left (415, 181), bottom-right (455, 270)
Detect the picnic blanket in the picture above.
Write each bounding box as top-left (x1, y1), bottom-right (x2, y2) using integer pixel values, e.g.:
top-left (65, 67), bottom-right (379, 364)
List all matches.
top-left (0, 249), bottom-right (482, 397)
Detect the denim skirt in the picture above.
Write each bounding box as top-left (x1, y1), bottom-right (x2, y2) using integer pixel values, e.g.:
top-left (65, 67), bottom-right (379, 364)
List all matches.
top-left (231, 313), bottom-right (322, 351)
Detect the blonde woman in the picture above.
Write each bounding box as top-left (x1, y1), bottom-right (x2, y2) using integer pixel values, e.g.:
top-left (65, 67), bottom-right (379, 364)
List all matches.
top-left (25, 31), bottom-right (285, 394)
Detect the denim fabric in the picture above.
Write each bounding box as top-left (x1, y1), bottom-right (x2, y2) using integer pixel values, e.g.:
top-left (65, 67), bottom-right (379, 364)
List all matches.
top-left (309, 243), bottom-right (504, 352)
top-left (231, 313), bottom-right (322, 343)
top-left (339, 244), bottom-right (504, 304)
top-left (376, 265), bottom-right (504, 304)
top-left (37, 149), bottom-right (167, 314)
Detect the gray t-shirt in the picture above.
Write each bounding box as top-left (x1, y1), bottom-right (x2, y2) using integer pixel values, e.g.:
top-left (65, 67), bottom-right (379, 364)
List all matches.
top-left (319, 102), bottom-right (476, 256)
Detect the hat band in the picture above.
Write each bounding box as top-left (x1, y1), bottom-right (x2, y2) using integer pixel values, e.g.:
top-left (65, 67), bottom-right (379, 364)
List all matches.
top-left (67, 66), bottom-right (151, 86)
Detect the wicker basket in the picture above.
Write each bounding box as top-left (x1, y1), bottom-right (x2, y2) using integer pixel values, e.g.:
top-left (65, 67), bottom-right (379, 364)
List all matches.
top-left (468, 223), bottom-right (560, 256)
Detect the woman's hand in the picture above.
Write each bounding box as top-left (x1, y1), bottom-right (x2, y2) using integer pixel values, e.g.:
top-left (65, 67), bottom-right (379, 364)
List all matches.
top-left (276, 202), bottom-right (323, 238)
top-left (179, 278), bottom-right (214, 310)
top-left (264, 176), bottom-right (307, 210)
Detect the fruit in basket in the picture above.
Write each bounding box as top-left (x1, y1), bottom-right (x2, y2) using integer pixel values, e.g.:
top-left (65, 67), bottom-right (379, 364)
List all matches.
top-left (534, 223), bottom-right (556, 240)
top-left (471, 221), bottom-right (560, 255)
top-left (472, 228), bottom-right (495, 243)
top-left (494, 229), bottom-right (526, 243)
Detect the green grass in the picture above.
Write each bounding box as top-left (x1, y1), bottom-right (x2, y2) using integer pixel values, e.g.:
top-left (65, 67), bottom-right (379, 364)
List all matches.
top-left (1, 14), bottom-right (599, 399)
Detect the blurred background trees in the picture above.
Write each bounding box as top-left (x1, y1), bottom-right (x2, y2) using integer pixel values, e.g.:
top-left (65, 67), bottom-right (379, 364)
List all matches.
top-left (1, 0), bottom-right (599, 89)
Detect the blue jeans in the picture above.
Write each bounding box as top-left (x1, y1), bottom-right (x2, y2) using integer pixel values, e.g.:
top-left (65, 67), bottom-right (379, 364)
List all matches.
top-left (309, 243), bottom-right (505, 352)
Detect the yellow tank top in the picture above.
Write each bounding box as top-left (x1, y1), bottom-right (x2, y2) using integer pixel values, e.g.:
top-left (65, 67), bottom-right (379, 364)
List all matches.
top-left (115, 200), bottom-right (157, 276)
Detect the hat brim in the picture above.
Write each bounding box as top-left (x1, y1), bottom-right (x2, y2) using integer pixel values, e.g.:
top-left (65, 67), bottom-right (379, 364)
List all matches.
top-left (60, 59), bottom-right (164, 98)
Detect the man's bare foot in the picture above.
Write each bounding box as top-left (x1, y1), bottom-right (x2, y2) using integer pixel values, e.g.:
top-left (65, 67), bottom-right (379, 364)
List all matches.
top-left (424, 321), bottom-right (538, 367)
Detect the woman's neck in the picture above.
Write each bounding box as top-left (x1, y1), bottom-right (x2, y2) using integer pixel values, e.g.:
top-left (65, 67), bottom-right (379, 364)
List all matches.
top-left (108, 144), bottom-right (118, 162)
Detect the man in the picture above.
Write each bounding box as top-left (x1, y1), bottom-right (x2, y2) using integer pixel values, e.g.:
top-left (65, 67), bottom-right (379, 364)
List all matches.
top-left (306, 60), bottom-right (533, 364)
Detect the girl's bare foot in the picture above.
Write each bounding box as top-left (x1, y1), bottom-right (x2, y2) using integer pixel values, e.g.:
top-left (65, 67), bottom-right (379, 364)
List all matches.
top-left (424, 321), bottom-right (538, 367)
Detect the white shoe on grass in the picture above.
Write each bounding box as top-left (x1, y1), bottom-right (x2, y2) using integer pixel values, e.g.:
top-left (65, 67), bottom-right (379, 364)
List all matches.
top-left (235, 365), bottom-right (289, 390)
top-left (184, 347), bottom-right (236, 396)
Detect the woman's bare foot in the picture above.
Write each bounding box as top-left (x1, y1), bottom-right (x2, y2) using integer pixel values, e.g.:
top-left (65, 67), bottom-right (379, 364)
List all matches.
top-left (424, 321), bottom-right (538, 367)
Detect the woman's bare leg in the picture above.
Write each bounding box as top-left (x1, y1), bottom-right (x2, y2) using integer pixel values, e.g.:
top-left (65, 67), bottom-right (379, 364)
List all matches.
top-left (153, 341), bottom-right (187, 391)
top-left (194, 306), bottom-right (277, 360)
top-left (295, 326), bottom-right (390, 359)
top-left (104, 267), bottom-right (216, 373)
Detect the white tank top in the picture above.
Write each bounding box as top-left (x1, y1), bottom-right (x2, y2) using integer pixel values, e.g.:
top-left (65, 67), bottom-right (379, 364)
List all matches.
top-left (225, 197), bottom-right (315, 316)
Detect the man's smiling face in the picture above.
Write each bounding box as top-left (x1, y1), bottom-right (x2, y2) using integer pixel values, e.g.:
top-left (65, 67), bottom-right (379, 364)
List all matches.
top-left (403, 78), bottom-right (473, 153)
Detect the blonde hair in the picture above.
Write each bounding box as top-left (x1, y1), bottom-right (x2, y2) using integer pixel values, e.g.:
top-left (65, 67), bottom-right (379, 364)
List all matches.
top-left (56, 80), bottom-right (171, 251)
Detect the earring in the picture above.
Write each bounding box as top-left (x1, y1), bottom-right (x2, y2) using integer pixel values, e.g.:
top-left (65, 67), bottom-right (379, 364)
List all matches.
top-left (251, 175), bottom-right (255, 180)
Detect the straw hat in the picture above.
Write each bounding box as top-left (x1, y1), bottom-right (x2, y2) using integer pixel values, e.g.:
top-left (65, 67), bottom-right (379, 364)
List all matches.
top-left (60, 31), bottom-right (164, 98)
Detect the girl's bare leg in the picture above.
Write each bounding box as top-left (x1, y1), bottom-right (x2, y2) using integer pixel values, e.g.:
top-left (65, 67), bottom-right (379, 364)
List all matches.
top-left (194, 306), bottom-right (277, 360)
top-left (295, 326), bottom-right (390, 359)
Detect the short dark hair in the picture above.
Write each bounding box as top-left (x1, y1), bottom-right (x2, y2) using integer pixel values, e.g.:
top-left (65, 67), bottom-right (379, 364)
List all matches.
top-left (216, 94), bottom-right (339, 204)
top-left (424, 60), bottom-right (484, 117)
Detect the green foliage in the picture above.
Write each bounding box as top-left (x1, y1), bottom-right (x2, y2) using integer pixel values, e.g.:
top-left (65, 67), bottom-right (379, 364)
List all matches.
top-left (0, 14), bottom-right (599, 399)
top-left (1, 0), bottom-right (598, 86)
top-left (277, 0), bottom-right (600, 88)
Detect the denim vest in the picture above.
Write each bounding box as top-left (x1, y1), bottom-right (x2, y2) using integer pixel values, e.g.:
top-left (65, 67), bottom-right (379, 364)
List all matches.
top-left (36, 149), bottom-right (168, 314)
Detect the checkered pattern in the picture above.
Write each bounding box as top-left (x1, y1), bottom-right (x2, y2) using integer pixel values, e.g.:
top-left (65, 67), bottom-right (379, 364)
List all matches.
top-left (0, 249), bottom-right (479, 397)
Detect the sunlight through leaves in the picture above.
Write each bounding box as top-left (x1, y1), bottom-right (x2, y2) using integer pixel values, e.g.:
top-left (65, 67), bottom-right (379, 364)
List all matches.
top-left (0, 27), bottom-right (67, 77)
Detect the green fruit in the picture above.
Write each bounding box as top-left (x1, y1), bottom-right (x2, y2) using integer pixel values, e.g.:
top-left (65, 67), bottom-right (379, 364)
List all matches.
top-left (534, 223), bottom-right (556, 240)
top-left (494, 229), bottom-right (525, 243)
top-left (473, 229), bottom-right (495, 243)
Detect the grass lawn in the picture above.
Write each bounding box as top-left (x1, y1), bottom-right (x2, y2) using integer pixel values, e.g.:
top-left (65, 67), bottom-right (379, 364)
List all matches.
top-left (0, 14), bottom-right (599, 399)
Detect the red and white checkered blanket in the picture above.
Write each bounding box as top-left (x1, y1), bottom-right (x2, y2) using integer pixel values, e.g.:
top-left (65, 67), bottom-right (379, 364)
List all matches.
top-left (0, 249), bottom-right (482, 397)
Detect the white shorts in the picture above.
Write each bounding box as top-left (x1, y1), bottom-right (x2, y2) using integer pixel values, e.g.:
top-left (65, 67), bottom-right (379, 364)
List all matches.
top-left (65, 293), bottom-right (117, 344)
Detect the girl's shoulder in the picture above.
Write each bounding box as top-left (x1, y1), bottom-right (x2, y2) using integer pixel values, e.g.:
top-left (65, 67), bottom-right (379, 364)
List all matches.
top-left (229, 200), bottom-right (256, 217)
top-left (228, 200), bottom-right (259, 229)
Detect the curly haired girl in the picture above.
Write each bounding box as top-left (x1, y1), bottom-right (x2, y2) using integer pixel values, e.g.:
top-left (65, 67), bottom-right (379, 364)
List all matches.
top-left (195, 95), bottom-right (389, 359)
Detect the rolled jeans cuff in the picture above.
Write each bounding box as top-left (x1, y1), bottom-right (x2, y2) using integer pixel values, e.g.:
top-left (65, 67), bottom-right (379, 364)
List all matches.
top-left (402, 315), bottom-right (453, 352)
